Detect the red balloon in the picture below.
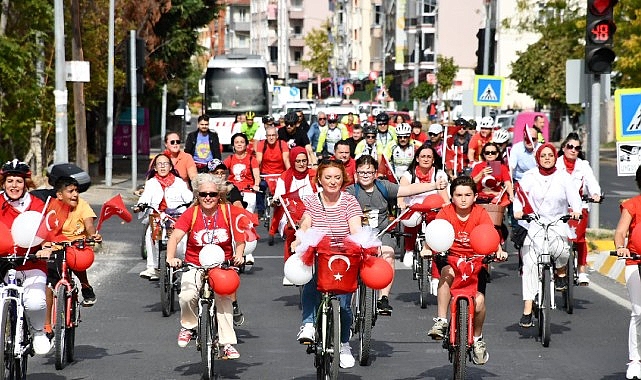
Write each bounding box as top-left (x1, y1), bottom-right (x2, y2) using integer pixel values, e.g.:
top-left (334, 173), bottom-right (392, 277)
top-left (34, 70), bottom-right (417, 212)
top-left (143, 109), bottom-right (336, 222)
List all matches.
top-left (470, 224), bottom-right (500, 255)
top-left (422, 194), bottom-right (445, 209)
top-left (66, 246), bottom-right (95, 271)
top-left (208, 267), bottom-right (240, 295)
top-left (359, 256), bottom-right (393, 290)
top-left (0, 223), bottom-right (14, 254)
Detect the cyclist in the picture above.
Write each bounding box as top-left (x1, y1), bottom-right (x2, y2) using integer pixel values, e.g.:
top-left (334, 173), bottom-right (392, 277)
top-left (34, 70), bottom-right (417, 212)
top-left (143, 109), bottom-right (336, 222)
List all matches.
top-left (492, 128), bottom-right (511, 167)
top-left (0, 159), bottom-right (56, 355)
top-left (513, 143), bottom-right (581, 328)
top-left (345, 124), bottom-right (364, 158)
top-left (252, 115), bottom-right (275, 153)
top-left (556, 132), bottom-right (601, 286)
top-left (223, 133), bottom-right (261, 214)
top-left (468, 116), bottom-right (494, 165)
top-left (346, 155), bottom-right (447, 315)
top-left (240, 111), bottom-right (260, 141)
top-left (166, 174), bottom-right (246, 359)
top-left (411, 121), bottom-right (428, 144)
top-left (374, 112), bottom-right (397, 159)
top-left (316, 113), bottom-right (349, 158)
top-left (278, 111), bottom-right (317, 166)
top-left (161, 132), bottom-right (198, 184)
top-left (386, 122), bottom-right (418, 180)
top-left (425, 176), bottom-right (507, 365)
top-left (354, 124), bottom-right (383, 163)
top-left (184, 115), bottom-right (222, 173)
top-left (135, 153), bottom-right (193, 280)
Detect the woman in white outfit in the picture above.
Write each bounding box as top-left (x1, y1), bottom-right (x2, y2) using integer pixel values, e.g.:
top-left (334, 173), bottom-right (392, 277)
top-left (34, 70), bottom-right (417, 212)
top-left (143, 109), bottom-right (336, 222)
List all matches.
top-left (512, 143), bottom-right (582, 328)
top-left (136, 153), bottom-right (193, 280)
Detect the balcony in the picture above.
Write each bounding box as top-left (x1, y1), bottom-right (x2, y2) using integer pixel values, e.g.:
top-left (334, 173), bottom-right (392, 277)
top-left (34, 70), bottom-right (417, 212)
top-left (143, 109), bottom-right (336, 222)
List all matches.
top-left (371, 25), bottom-right (382, 38)
top-left (289, 62), bottom-right (303, 74)
top-left (289, 34), bottom-right (305, 47)
top-left (289, 9), bottom-right (304, 20)
top-left (230, 21), bottom-right (250, 33)
top-left (268, 62), bottom-right (278, 76)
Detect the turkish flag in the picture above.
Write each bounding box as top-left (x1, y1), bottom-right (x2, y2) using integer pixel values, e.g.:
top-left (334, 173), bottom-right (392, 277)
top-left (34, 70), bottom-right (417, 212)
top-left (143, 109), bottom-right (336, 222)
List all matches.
top-left (381, 154), bottom-right (398, 184)
top-left (280, 191), bottom-right (306, 225)
top-left (514, 182), bottom-right (534, 215)
top-left (96, 194), bottom-right (132, 231)
top-left (41, 198), bottom-right (71, 241)
top-left (227, 204), bottom-right (260, 242)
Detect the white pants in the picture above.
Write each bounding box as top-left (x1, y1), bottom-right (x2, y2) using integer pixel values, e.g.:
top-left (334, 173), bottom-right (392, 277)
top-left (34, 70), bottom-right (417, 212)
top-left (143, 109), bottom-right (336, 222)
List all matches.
top-left (521, 237), bottom-right (569, 301)
top-left (145, 226), bottom-right (186, 269)
top-left (626, 265), bottom-right (641, 361)
top-left (3, 269), bottom-right (47, 332)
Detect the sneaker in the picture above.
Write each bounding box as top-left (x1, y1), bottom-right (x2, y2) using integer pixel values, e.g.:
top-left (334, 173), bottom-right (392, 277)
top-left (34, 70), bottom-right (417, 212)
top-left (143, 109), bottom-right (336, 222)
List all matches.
top-left (245, 253), bottom-right (255, 265)
top-left (233, 304), bottom-right (244, 326)
top-left (578, 272), bottom-right (590, 286)
top-left (339, 343), bottom-right (355, 369)
top-left (519, 313), bottom-right (533, 328)
top-left (268, 235), bottom-right (275, 246)
top-left (222, 344), bottom-right (240, 359)
top-left (139, 267), bottom-right (155, 279)
top-left (627, 360), bottom-right (641, 379)
top-left (33, 332), bottom-right (52, 355)
top-left (283, 276), bottom-right (294, 286)
top-left (471, 339), bottom-right (489, 365)
top-left (402, 250), bottom-right (414, 268)
top-left (554, 276), bottom-right (568, 291)
top-left (428, 318), bottom-right (448, 340)
top-left (376, 296), bottom-right (393, 316)
top-left (297, 323), bottom-right (315, 344)
top-left (177, 328), bottom-right (194, 348)
top-left (148, 269), bottom-right (160, 281)
top-left (81, 286), bottom-right (97, 306)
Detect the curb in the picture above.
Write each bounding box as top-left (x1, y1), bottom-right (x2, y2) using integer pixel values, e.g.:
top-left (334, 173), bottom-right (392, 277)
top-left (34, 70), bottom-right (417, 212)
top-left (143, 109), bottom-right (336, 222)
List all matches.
top-left (588, 239), bottom-right (624, 285)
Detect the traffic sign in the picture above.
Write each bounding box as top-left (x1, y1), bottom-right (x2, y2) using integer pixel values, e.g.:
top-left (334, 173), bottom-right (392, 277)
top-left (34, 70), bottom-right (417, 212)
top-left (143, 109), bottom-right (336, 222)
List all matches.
top-left (369, 71), bottom-right (379, 81)
top-left (615, 88), bottom-right (641, 141)
top-left (343, 83), bottom-right (355, 96)
top-left (289, 87), bottom-right (300, 97)
top-left (473, 75), bottom-right (504, 107)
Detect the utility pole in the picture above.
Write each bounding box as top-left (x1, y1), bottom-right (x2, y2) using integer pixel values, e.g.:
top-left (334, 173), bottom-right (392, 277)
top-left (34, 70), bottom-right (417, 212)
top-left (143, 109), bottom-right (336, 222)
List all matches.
top-left (54, 0), bottom-right (68, 163)
top-left (382, 0), bottom-right (386, 86)
top-left (71, 0), bottom-right (88, 171)
top-left (481, 0), bottom-right (492, 117)
top-left (129, 31), bottom-right (138, 191)
top-left (413, 0), bottom-right (420, 119)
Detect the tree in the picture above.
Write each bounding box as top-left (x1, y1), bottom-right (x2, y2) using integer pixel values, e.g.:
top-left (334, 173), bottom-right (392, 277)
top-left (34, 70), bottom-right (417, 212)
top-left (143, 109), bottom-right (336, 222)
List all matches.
top-left (612, 0), bottom-right (641, 88)
top-left (409, 82), bottom-right (435, 103)
top-left (302, 21), bottom-right (331, 77)
top-left (436, 55), bottom-right (459, 123)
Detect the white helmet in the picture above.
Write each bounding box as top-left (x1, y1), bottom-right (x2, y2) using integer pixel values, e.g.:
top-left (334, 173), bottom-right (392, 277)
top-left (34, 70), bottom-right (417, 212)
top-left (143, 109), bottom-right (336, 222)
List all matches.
top-left (396, 122), bottom-right (412, 136)
top-left (479, 116), bottom-right (495, 130)
top-left (492, 129), bottom-right (510, 144)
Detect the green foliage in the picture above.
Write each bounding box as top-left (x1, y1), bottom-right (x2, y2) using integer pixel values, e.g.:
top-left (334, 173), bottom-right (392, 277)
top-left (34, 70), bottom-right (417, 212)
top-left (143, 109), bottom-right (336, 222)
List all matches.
top-left (436, 55), bottom-right (458, 96)
top-left (613, 1), bottom-right (641, 87)
top-left (410, 82), bottom-right (435, 102)
top-left (302, 21), bottom-right (331, 77)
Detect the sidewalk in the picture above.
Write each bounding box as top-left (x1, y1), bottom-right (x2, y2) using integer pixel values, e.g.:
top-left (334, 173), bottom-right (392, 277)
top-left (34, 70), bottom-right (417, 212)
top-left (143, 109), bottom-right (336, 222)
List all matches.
top-left (588, 239), bottom-right (624, 284)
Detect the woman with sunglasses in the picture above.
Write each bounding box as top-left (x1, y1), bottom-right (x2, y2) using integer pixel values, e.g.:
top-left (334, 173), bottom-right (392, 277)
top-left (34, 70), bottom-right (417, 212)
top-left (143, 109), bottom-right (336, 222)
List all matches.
top-left (166, 174), bottom-right (247, 358)
top-left (162, 132), bottom-right (198, 184)
top-left (471, 142), bottom-right (514, 204)
top-left (556, 132), bottom-right (601, 285)
top-left (136, 153), bottom-right (193, 280)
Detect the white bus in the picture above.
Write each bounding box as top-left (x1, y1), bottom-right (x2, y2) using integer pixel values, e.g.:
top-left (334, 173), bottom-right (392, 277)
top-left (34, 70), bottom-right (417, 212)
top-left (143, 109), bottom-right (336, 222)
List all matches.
top-left (201, 54), bottom-right (272, 146)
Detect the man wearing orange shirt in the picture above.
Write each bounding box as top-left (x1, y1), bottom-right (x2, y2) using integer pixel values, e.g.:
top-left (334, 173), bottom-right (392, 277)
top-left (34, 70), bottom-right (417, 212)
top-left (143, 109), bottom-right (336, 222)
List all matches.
top-left (163, 132), bottom-right (198, 184)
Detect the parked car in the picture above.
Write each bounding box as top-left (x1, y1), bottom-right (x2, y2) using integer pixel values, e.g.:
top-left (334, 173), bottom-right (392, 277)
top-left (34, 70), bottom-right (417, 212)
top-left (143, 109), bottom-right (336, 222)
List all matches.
top-left (283, 101), bottom-right (314, 124)
top-left (312, 105), bottom-right (360, 125)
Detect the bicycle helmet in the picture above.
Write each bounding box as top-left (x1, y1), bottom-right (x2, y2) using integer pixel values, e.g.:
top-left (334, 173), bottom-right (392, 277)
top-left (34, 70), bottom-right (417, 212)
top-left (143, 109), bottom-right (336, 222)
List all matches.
top-left (363, 125), bottom-right (377, 136)
top-left (245, 111), bottom-right (255, 120)
top-left (395, 122), bottom-right (412, 136)
top-left (1, 159), bottom-right (31, 178)
top-left (479, 116), bottom-right (495, 129)
top-left (375, 112), bottom-right (390, 124)
top-left (492, 129), bottom-right (510, 144)
top-left (262, 115), bottom-right (274, 124)
top-left (284, 111), bottom-right (299, 126)
top-left (454, 118), bottom-right (470, 128)
top-left (327, 113), bottom-right (339, 123)
top-left (468, 119), bottom-right (477, 128)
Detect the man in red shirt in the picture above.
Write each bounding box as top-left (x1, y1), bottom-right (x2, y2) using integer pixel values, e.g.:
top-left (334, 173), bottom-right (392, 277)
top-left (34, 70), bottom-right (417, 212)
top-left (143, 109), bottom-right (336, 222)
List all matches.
top-left (467, 116), bottom-right (494, 165)
top-left (333, 140), bottom-right (356, 188)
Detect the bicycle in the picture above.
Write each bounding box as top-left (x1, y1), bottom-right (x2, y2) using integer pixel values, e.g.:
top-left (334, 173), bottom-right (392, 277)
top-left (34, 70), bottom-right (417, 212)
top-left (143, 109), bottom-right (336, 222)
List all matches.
top-left (522, 214), bottom-right (575, 346)
top-left (259, 174), bottom-right (279, 229)
top-left (50, 238), bottom-right (96, 370)
top-left (351, 278), bottom-right (377, 366)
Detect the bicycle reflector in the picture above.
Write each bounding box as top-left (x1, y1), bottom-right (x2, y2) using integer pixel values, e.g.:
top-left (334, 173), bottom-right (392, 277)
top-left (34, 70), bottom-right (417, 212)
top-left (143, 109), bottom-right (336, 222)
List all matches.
top-left (66, 246), bottom-right (95, 271)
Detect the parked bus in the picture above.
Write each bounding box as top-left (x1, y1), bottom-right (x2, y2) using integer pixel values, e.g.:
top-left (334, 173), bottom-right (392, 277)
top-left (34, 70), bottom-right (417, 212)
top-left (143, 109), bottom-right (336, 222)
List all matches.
top-left (201, 54), bottom-right (272, 147)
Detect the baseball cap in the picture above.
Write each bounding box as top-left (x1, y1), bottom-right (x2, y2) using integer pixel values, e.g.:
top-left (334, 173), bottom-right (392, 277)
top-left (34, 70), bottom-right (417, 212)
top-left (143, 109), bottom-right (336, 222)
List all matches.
top-left (428, 123), bottom-right (444, 134)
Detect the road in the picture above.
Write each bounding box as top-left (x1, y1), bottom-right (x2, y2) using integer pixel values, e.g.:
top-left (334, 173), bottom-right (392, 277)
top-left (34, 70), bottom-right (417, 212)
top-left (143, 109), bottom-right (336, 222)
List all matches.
top-left (25, 149), bottom-right (634, 379)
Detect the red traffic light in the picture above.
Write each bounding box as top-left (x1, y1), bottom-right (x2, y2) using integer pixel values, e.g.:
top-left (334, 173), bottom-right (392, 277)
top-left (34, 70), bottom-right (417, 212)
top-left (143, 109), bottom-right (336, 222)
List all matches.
top-left (589, 0), bottom-right (618, 15)
top-left (588, 19), bottom-right (616, 44)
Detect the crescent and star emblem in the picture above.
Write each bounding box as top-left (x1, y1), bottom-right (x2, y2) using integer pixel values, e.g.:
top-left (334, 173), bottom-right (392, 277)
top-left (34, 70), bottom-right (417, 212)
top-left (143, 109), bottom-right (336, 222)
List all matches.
top-left (456, 257), bottom-right (473, 282)
top-left (45, 210), bottom-right (57, 231)
top-left (328, 255), bottom-right (351, 281)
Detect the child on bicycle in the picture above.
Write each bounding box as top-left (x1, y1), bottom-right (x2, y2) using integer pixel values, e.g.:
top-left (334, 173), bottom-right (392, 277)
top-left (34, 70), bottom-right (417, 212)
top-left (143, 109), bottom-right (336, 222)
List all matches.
top-left (424, 176), bottom-right (507, 365)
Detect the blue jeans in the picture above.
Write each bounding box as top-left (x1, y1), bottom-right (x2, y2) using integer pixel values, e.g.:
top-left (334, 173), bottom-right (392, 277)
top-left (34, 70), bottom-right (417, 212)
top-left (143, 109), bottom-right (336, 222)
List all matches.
top-left (301, 274), bottom-right (353, 343)
top-left (256, 180), bottom-right (268, 215)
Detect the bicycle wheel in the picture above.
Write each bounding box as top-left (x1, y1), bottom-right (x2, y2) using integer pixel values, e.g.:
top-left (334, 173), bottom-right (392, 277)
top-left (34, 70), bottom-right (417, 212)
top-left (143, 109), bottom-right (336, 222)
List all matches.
top-left (453, 298), bottom-right (468, 380)
top-left (159, 248), bottom-right (172, 317)
top-left (54, 286), bottom-right (68, 370)
top-left (263, 195), bottom-right (272, 228)
top-left (419, 255), bottom-right (431, 309)
top-left (540, 268), bottom-right (551, 347)
top-left (65, 291), bottom-right (78, 363)
top-left (0, 299), bottom-right (17, 380)
top-left (328, 298), bottom-right (341, 379)
top-left (16, 313), bottom-right (28, 380)
top-left (358, 285), bottom-right (373, 366)
top-left (564, 249), bottom-right (575, 314)
top-left (140, 226), bottom-right (147, 260)
top-left (199, 303), bottom-right (216, 380)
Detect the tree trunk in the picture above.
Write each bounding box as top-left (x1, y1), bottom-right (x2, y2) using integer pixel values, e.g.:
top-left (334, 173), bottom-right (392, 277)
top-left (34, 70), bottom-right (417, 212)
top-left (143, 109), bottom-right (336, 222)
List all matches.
top-left (72, 0), bottom-right (88, 170)
top-left (0, 0), bottom-right (9, 36)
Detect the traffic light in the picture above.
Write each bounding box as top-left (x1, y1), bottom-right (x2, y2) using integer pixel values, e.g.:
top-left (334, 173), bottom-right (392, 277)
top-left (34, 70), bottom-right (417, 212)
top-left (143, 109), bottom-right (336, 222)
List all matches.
top-left (475, 28), bottom-right (496, 75)
top-left (585, 0), bottom-right (617, 74)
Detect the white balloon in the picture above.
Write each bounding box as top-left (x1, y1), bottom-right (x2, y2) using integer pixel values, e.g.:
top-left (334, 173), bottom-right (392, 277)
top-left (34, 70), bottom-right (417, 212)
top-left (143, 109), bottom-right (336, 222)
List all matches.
top-left (244, 240), bottom-right (257, 256)
top-left (401, 211), bottom-right (422, 227)
top-left (284, 253), bottom-right (313, 286)
top-left (199, 244), bottom-right (225, 266)
top-left (11, 211), bottom-right (45, 248)
top-left (424, 219), bottom-right (455, 252)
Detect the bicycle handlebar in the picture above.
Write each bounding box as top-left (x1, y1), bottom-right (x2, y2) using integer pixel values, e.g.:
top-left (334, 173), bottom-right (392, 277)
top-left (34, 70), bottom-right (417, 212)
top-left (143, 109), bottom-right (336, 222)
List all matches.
top-left (582, 193), bottom-right (604, 204)
top-left (174, 260), bottom-right (237, 272)
top-left (522, 214), bottom-right (579, 224)
top-left (610, 251), bottom-right (641, 260)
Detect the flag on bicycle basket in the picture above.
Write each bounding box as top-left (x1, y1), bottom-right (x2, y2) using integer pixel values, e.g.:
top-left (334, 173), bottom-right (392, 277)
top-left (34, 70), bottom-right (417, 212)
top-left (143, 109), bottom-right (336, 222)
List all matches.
top-left (97, 194), bottom-right (132, 231)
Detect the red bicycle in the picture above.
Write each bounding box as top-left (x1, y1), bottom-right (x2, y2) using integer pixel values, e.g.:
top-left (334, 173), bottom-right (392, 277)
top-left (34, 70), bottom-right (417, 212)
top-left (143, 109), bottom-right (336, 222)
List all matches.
top-left (441, 252), bottom-right (497, 380)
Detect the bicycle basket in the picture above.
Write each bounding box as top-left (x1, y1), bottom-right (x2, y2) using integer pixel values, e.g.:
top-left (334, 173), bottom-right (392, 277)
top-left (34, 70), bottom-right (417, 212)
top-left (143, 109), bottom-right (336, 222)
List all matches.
top-left (316, 247), bottom-right (361, 294)
top-left (528, 227), bottom-right (569, 264)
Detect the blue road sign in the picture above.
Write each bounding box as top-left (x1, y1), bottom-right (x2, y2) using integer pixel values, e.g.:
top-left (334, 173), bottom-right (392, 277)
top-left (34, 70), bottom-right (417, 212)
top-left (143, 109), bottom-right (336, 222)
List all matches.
top-left (474, 75), bottom-right (504, 107)
top-left (615, 88), bottom-right (641, 141)
top-left (289, 87), bottom-right (300, 97)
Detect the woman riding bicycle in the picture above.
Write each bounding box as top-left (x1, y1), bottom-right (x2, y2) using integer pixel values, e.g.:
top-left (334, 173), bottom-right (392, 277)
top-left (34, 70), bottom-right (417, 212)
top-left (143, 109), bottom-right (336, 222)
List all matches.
top-left (0, 159), bottom-right (56, 355)
top-left (556, 132), bottom-right (601, 285)
top-left (512, 143), bottom-right (581, 328)
top-left (223, 133), bottom-right (261, 213)
top-left (293, 159), bottom-right (363, 369)
top-left (166, 174), bottom-right (246, 359)
top-left (135, 153), bottom-right (193, 281)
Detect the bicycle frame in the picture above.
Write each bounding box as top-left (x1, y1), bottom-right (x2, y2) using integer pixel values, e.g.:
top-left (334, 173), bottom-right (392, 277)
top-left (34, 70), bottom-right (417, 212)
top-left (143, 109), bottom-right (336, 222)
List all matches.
top-left (2, 269), bottom-right (29, 359)
top-left (53, 251), bottom-right (79, 330)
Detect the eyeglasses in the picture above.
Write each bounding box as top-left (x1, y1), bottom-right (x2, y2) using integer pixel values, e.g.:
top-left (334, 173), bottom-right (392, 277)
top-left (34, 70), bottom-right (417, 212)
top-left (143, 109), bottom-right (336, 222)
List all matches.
top-left (295, 159), bottom-right (308, 164)
top-left (366, 135), bottom-right (376, 139)
top-left (566, 143), bottom-right (582, 151)
top-left (168, 139), bottom-right (181, 145)
top-left (155, 162), bottom-right (170, 167)
top-left (198, 191), bottom-right (219, 198)
top-left (318, 117), bottom-right (327, 121)
top-left (483, 151), bottom-right (498, 155)
top-left (357, 171), bottom-right (376, 176)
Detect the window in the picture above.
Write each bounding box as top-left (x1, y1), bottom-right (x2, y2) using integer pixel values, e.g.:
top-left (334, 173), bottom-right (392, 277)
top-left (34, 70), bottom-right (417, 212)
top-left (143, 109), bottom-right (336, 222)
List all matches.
top-left (237, 8), bottom-right (248, 22)
top-left (293, 25), bottom-right (302, 35)
top-left (291, 0), bottom-right (303, 8)
top-left (373, 5), bottom-right (382, 25)
top-left (294, 50), bottom-right (302, 63)
top-left (269, 46), bottom-right (278, 62)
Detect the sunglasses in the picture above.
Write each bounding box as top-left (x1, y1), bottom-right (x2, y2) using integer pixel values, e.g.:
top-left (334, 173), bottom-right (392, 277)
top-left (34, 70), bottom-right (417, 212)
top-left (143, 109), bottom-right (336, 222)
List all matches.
top-left (198, 191), bottom-right (219, 198)
top-left (318, 117), bottom-right (327, 121)
top-left (566, 143), bottom-right (582, 151)
top-left (366, 135), bottom-right (376, 139)
top-left (484, 151), bottom-right (498, 155)
top-left (428, 132), bottom-right (440, 137)
top-left (168, 139), bottom-right (181, 145)
top-left (398, 136), bottom-right (410, 139)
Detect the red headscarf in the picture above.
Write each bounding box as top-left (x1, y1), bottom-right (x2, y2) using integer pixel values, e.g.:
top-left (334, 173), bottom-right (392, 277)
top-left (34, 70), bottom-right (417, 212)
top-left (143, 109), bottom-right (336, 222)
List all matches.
top-left (535, 143), bottom-right (557, 176)
top-left (280, 147), bottom-right (315, 191)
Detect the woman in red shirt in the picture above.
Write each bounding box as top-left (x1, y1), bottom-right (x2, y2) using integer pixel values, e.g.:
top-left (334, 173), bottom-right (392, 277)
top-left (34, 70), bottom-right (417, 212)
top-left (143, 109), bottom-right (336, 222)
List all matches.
top-left (470, 142), bottom-right (514, 204)
top-left (224, 133), bottom-right (260, 212)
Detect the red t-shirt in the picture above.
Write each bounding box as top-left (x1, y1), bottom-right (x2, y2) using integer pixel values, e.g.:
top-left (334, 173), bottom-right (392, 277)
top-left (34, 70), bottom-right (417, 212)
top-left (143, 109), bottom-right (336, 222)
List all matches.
top-left (435, 203), bottom-right (494, 257)
top-left (622, 195), bottom-right (641, 265)
top-left (470, 161), bottom-right (511, 198)
top-left (0, 195), bottom-right (47, 272)
top-left (468, 133), bottom-right (492, 162)
top-left (224, 153), bottom-right (258, 190)
top-left (174, 205), bottom-right (240, 265)
top-left (258, 140), bottom-right (289, 175)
